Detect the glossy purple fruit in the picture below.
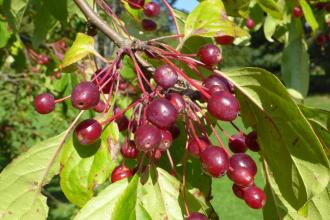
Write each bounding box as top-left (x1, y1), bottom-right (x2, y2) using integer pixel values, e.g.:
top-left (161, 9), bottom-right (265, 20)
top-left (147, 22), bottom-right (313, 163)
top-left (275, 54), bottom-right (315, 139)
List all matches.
top-left (198, 44), bottom-right (222, 66)
top-left (111, 165), bottom-right (133, 183)
top-left (166, 93), bottom-right (185, 113)
top-left (71, 82), bottom-right (100, 110)
top-left (146, 98), bottom-right (178, 128)
top-left (188, 136), bottom-right (210, 158)
top-left (215, 35), bottom-right (235, 45)
top-left (159, 129), bottom-right (173, 150)
top-left (75, 119), bottom-right (102, 145)
top-left (245, 131), bottom-right (260, 152)
top-left (93, 100), bottom-right (106, 113)
top-left (229, 153), bottom-right (257, 176)
top-left (154, 65), bottom-right (178, 89)
top-left (232, 184), bottom-right (246, 199)
top-left (128, 0), bottom-right (145, 9)
top-left (143, 2), bottom-right (160, 17)
top-left (243, 186), bottom-right (267, 209)
top-left (34, 93), bottom-right (55, 114)
top-left (227, 167), bottom-right (254, 187)
top-left (121, 140), bottom-right (139, 159)
top-left (207, 91), bottom-right (240, 121)
top-left (186, 212), bottom-right (209, 220)
top-left (134, 124), bottom-right (162, 151)
top-left (200, 146), bottom-right (229, 177)
top-left (229, 133), bottom-right (248, 153)
top-left (142, 19), bottom-right (157, 31)
top-left (203, 74), bottom-right (232, 93)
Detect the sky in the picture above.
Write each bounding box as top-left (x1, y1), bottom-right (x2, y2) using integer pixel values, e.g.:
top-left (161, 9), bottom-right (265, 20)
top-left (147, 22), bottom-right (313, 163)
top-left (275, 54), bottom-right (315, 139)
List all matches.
top-left (173, 0), bottom-right (199, 12)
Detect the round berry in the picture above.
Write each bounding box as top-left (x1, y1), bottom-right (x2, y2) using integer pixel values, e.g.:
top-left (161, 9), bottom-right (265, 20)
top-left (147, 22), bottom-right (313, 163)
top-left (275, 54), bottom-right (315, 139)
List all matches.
top-left (198, 44), bottom-right (222, 66)
top-left (159, 129), bottom-right (173, 150)
top-left (188, 136), bottom-right (210, 158)
top-left (111, 165), bottom-right (133, 183)
top-left (243, 186), bottom-right (266, 209)
top-left (293, 6), bottom-right (303, 18)
top-left (316, 34), bottom-right (327, 46)
top-left (154, 65), bottom-right (178, 89)
top-left (75, 119), bottom-right (102, 145)
top-left (92, 68), bottom-right (112, 93)
top-left (186, 212), bottom-right (209, 220)
top-left (229, 153), bottom-right (257, 176)
top-left (246, 18), bottom-right (255, 29)
top-left (142, 19), bottom-right (157, 31)
top-left (143, 2), bottom-right (160, 17)
top-left (232, 184), bottom-right (246, 199)
top-left (229, 133), bottom-right (248, 153)
top-left (203, 74), bottom-right (232, 93)
top-left (127, 0), bottom-right (145, 9)
top-left (245, 131), bottom-right (260, 152)
top-left (34, 93), bottom-right (55, 114)
top-left (166, 93), bottom-right (185, 113)
top-left (134, 124), bottom-right (162, 151)
top-left (200, 146), bottom-right (229, 177)
top-left (207, 91), bottom-right (240, 121)
top-left (215, 35), bottom-right (235, 45)
top-left (146, 98), bottom-right (178, 128)
top-left (227, 167), bottom-right (254, 187)
top-left (93, 100), bottom-right (106, 113)
top-left (71, 82), bottom-right (100, 110)
top-left (121, 140), bottom-right (139, 159)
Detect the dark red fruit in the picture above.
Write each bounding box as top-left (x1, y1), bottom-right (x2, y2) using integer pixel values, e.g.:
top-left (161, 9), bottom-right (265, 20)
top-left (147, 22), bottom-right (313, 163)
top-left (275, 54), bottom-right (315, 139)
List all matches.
top-left (243, 186), bottom-right (266, 209)
top-left (154, 65), bottom-right (178, 89)
top-left (227, 167), bottom-right (254, 187)
top-left (200, 146), bottom-right (229, 177)
top-left (153, 149), bottom-right (163, 161)
top-left (316, 3), bottom-right (325, 10)
top-left (203, 74), bottom-right (232, 93)
top-left (111, 165), bottom-right (133, 183)
top-left (245, 131), bottom-right (260, 152)
top-left (232, 184), bottom-right (246, 199)
top-left (92, 68), bottom-right (112, 93)
top-left (134, 124), bottom-right (162, 151)
top-left (143, 2), bottom-right (160, 17)
top-left (166, 93), bottom-right (185, 113)
top-left (186, 212), bottom-right (209, 220)
top-left (326, 3), bottom-right (330, 12)
top-left (142, 19), bottom-right (157, 31)
top-left (127, 0), bottom-right (145, 9)
top-left (207, 91), bottom-right (240, 121)
top-left (71, 82), bottom-right (100, 110)
top-left (34, 93), bottom-right (55, 114)
top-left (121, 140), bottom-right (139, 159)
top-left (215, 35), bottom-right (235, 45)
top-left (292, 6), bottom-right (303, 18)
top-left (229, 153), bottom-right (257, 177)
top-left (316, 34), bottom-right (327, 45)
top-left (246, 18), bottom-right (255, 29)
top-left (113, 106), bottom-right (129, 131)
top-left (188, 136), bottom-right (210, 157)
top-left (93, 100), bottom-right (106, 113)
top-left (198, 44), bottom-right (222, 66)
top-left (75, 119), bottom-right (102, 145)
top-left (38, 55), bottom-right (49, 65)
top-left (146, 98), bottom-right (178, 128)
top-left (159, 129), bottom-right (173, 150)
top-left (229, 133), bottom-right (248, 153)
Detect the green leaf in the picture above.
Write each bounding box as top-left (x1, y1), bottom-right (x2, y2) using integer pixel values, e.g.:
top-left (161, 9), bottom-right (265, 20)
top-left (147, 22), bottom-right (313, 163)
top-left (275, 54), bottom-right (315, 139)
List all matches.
top-left (222, 67), bottom-right (329, 214)
top-left (223, 0), bottom-right (251, 17)
top-left (281, 19), bottom-right (310, 97)
top-left (74, 178), bottom-right (131, 220)
top-left (0, 21), bottom-right (12, 48)
top-left (46, 0), bottom-right (68, 24)
top-left (256, 0), bottom-right (282, 19)
top-left (120, 56), bottom-right (136, 80)
top-left (0, 133), bottom-right (65, 219)
top-left (2, 0), bottom-right (29, 31)
top-left (62, 33), bottom-right (95, 68)
top-left (32, 2), bottom-right (57, 48)
top-left (60, 123), bottom-right (120, 207)
top-left (298, 0), bottom-right (319, 32)
top-left (184, 0), bottom-right (249, 39)
top-left (306, 186), bottom-right (330, 220)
